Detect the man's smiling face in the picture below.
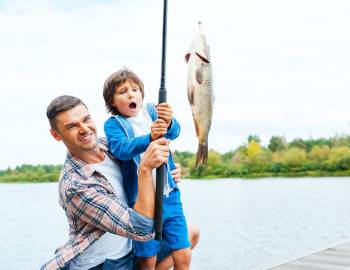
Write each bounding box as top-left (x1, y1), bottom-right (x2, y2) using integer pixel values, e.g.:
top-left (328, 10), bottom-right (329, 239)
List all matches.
top-left (50, 104), bottom-right (98, 156)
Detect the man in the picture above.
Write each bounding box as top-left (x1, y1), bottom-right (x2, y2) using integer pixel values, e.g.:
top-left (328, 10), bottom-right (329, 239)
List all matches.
top-left (41, 96), bottom-right (199, 270)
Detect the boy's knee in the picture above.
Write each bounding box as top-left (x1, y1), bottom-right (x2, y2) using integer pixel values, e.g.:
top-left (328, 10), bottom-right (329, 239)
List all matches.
top-left (182, 249), bottom-right (192, 265)
top-left (137, 256), bottom-right (157, 270)
top-left (173, 248), bottom-right (192, 266)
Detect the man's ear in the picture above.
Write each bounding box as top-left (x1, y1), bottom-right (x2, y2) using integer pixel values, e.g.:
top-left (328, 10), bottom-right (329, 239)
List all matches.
top-left (50, 128), bottom-right (62, 142)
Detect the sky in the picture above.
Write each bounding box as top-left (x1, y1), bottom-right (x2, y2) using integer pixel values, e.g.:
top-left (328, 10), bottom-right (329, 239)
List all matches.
top-left (1, 0), bottom-right (350, 169)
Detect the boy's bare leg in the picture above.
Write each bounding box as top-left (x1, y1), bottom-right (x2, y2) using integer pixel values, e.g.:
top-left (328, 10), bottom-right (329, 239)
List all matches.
top-left (171, 247), bottom-right (192, 270)
top-left (155, 225), bottom-right (200, 270)
top-left (137, 256), bottom-right (157, 270)
top-left (188, 224), bottom-right (200, 249)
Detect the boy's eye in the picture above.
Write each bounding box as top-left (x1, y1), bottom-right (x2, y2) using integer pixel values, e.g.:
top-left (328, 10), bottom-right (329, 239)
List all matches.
top-left (132, 88), bottom-right (139, 92)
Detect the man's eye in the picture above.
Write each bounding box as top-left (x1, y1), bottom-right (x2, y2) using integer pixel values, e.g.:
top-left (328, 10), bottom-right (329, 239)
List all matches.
top-left (132, 88), bottom-right (139, 92)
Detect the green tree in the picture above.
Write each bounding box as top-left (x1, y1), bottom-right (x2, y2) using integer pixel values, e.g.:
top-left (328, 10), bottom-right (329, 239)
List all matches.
top-left (221, 151), bottom-right (234, 162)
top-left (244, 149), bottom-right (271, 173)
top-left (326, 146), bottom-right (350, 170)
top-left (289, 138), bottom-right (308, 151)
top-left (283, 148), bottom-right (307, 167)
top-left (330, 134), bottom-right (350, 148)
top-left (309, 145), bottom-right (330, 162)
top-left (247, 140), bottom-right (262, 156)
top-left (189, 150), bottom-right (223, 178)
top-left (231, 146), bottom-right (247, 164)
top-left (172, 150), bottom-right (194, 168)
top-left (247, 134), bottom-right (261, 143)
top-left (268, 136), bottom-right (287, 152)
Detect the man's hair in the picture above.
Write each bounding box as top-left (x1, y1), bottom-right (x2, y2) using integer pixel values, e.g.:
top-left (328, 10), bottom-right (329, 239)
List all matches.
top-left (103, 68), bottom-right (145, 115)
top-left (46, 95), bottom-right (86, 130)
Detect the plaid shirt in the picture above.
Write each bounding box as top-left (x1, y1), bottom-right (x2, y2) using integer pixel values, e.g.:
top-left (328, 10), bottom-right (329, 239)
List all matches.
top-left (40, 137), bottom-right (154, 270)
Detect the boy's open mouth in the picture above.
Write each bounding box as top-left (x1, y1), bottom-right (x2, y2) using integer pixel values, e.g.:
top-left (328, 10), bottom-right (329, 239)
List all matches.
top-left (129, 102), bottom-right (137, 109)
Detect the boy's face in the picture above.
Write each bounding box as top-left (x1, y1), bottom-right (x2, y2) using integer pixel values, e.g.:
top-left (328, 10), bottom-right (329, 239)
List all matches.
top-left (112, 80), bottom-right (143, 117)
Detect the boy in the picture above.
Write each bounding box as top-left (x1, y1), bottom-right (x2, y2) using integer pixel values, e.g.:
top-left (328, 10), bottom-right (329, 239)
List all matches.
top-left (103, 68), bottom-right (192, 270)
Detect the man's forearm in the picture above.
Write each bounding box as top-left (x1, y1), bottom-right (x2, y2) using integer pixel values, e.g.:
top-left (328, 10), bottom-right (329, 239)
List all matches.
top-left (134, 165), bottom-right (155, 218)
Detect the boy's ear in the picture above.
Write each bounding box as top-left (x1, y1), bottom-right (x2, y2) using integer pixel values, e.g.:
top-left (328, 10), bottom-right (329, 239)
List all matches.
top-left (50, 128), bottom-right (62, 142)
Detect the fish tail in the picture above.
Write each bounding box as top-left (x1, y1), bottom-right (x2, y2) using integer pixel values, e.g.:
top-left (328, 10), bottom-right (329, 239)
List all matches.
top-left (196, 140), bottom-right (208, 167)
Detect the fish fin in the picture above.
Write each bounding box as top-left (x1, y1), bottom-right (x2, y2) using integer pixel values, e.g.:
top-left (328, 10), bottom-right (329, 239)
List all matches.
top-left (195, 65), bottom-right (203, 84)
top-left (196, 140), bottom-right (208, 167)
top-left (194, 118), bottom-right (200, 137)
top-left (187, 85), bottom-right (195, 106)
top-left (184, 53), bottom-right (191, 63)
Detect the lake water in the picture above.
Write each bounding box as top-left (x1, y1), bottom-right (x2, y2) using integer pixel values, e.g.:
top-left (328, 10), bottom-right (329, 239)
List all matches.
top-left (1, 178), bottom-right (350, 270)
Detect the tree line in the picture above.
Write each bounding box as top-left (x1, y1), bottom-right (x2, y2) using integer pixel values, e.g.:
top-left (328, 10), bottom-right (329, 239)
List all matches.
top-left (0, 164), bottom-right (62, 183)
top-left (173, 134), bottom-right (350, 179)
top-left (2, 134), bottom-right (350, 182)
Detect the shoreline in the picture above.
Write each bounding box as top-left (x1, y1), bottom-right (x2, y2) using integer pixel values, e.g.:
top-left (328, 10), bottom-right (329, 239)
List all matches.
top-left (2, 171), bottom-right (350, 183)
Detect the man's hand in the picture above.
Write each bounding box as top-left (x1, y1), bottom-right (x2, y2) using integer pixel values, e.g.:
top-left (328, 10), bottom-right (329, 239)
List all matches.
top-left (135, 138), bottom-right (170, 218)
top-left (140, 138), bottom-right (170, 170)
top-left (171, 163), bottom-right (182, 183)
top-left (156, 103), bottom-right (173, 127)
top-left (150, 119), bottom-right (168, 141)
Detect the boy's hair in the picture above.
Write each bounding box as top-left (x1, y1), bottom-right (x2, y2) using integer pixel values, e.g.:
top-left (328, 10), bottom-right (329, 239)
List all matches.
top-left (103, 68), bottom-right (145, 115)
top-left (47, 95), bottom-right (86, 131)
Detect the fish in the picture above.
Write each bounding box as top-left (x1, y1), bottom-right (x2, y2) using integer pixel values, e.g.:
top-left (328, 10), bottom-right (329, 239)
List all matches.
top-left (185, 27), bottom-right (214, 167)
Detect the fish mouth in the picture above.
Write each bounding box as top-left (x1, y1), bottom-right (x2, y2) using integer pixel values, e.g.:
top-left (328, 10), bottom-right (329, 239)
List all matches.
top-left (129, 102), bottom-right (137, 110)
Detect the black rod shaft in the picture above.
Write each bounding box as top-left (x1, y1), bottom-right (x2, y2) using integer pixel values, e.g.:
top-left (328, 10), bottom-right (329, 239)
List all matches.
top-left (159, 0), bottom-right (167, 91)
top-left (155, 0), bottom-right (168, 241)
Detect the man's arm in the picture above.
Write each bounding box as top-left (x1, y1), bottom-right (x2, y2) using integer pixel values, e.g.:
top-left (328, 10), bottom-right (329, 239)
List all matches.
top-left (67, 185), bottom-right (154, 241)
top-left (66, 138), bottom-right (169, 241)
top-left (134, 137), bottom-right (169, 217)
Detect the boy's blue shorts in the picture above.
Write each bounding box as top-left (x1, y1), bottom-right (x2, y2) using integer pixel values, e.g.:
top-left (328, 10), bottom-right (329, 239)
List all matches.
top-left (133, 189), bottom-right (190, 257)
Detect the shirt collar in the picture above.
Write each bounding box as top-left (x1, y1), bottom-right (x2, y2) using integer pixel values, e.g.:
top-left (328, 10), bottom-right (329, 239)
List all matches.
top-left (66, 137), bottom-right (111, 179)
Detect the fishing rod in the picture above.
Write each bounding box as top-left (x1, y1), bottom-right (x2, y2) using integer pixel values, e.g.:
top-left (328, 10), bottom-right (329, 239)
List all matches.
top-left (155, 0), bottom-right (168, 241)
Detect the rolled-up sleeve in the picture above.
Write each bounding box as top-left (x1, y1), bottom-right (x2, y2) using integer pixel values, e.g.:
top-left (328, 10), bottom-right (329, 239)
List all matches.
top-left (130, 210), bottom-right (154, 234)
top-left (67, 185), bottom-right (154, 241)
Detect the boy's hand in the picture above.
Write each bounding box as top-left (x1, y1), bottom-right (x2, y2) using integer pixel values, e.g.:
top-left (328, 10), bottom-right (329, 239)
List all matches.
top-left (151, 119), bottom-right (168, 141)
top-left (171, 163), bottom-right (182, 183)
top-left (156, 103), bottom-right (173, 127)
